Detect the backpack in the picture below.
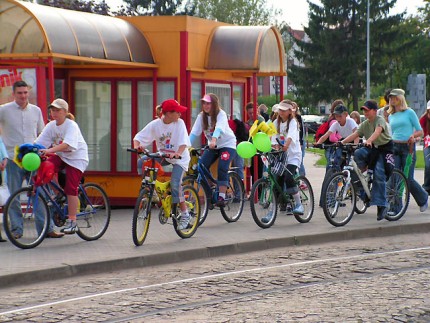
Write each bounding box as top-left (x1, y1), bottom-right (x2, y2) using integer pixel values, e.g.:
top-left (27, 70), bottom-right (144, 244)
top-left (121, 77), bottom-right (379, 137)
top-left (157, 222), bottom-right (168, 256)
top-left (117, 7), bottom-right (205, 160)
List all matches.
top-left (314, 119), bottom-right (331, 143)
top-left (233, 119), bottom-right (249, 143)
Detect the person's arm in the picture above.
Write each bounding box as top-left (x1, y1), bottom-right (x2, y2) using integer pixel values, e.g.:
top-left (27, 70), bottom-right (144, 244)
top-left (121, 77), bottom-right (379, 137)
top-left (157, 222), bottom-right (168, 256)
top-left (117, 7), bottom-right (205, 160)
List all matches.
top-left (409, 109), bottom-right (423, 144)
top-left (341, 131), bottom-right (360, 144)
top-left (364, 125), bottom-right (383, 147)
top-left (316, 130), bottom-right (332, 144)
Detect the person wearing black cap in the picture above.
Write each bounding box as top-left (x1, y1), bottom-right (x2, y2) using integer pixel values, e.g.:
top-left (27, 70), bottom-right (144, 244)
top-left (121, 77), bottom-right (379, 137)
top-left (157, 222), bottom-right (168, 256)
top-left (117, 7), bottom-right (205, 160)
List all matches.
top-left (387, 88), bottom-right (428, 212)
top-left (341, 100), bottom-right (394, 221)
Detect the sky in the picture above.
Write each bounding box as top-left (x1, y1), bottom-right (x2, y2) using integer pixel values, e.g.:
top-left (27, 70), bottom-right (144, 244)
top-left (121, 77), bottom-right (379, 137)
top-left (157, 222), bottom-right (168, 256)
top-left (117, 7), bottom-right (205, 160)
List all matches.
top-left (105, 0), bottom-right (424, 30)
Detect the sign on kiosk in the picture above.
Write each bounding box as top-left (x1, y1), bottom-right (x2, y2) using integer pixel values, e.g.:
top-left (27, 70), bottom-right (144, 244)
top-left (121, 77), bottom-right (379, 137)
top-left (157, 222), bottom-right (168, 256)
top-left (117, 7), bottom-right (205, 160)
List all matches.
top-left (0, 68), bottom-right (38, 105)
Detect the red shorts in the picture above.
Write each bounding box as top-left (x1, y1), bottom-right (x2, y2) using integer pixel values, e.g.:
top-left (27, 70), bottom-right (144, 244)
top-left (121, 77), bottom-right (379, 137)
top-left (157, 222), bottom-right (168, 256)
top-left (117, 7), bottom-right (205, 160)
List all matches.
top-left (48, 155), bottom-right (83, 196)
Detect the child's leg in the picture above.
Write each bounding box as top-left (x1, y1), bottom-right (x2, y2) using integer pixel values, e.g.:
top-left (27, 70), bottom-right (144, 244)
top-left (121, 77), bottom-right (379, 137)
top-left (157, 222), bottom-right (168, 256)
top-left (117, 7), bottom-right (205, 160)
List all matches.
top-left (170, 164), bottom-right (186, 211)
top-left (217, 148), bottom-right (236, 196)
top-left (62, 165), bottom-right (83, 233)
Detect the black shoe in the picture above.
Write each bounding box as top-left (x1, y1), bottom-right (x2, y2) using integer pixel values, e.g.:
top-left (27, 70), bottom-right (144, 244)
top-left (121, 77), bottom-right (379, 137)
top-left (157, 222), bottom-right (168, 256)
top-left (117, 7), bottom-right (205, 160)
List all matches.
top-left (280, 204), bottom-right (287, 211)
top-left (377, 206), bottom-right (386, 221)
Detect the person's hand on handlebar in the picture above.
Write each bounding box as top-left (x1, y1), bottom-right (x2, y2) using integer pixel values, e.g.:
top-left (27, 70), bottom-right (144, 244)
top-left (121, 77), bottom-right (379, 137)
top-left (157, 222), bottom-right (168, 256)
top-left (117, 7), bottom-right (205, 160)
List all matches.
top-left (209, 137), bottom-right (217, 149)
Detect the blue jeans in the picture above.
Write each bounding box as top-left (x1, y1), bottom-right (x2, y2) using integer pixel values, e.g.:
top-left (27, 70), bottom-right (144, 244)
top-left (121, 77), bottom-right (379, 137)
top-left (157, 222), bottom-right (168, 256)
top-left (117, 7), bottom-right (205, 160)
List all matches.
top-left (354, 147), bottom-right (386, 207)
top-left (200, 147), bottom-right (236, 186)
top-left (393, 143), bottom-right (428, 207)
top-left (170, 164), bottom-right (185, 204)
top-left (6, 160), bottom-right (53, 235)
top-left (299, 144), bottom-right (306, 176)
top-left (423, 146), bottom-right (430, 193)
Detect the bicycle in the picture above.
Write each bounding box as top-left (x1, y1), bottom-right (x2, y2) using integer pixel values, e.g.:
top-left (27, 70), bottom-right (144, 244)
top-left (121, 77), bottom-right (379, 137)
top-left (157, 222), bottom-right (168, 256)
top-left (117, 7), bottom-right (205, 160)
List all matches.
top-left (315, 143), bottom-right (368, 215)
top-left (182, 147), bottom-right (245, 226)
top-left (3, 159), bottom-right (111, 249)
top-left (249, 149), bottom-right (315, 229)
top-left (128, 149), bottom-right (200, 246)
top-left (322, 143), bottom-right (410, 227)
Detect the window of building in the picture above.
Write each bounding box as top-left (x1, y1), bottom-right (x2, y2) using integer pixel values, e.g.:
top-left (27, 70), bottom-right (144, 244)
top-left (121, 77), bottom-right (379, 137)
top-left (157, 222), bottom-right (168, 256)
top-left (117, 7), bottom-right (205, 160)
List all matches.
top-left (117, 81), bottom-right (132, 172)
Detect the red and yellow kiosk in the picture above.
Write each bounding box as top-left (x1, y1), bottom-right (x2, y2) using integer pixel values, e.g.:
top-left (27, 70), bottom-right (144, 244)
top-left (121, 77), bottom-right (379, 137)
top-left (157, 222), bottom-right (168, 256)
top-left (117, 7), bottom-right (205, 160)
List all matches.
top-left (0, 0), bottom-right (286, 205)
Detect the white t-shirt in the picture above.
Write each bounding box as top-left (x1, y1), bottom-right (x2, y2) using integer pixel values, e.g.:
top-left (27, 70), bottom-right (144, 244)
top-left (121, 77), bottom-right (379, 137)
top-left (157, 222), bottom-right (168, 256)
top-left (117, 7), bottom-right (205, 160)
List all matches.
top-left (190, 110), bottom-right (237, 149)
top-left (35, 119), bottom-right (89, 173)
top-left (271, 118), bottom-right (302, 167)
top-left (134, 118), bottom-right (191, 171)
top-left (328, 117), bottom-right (358, 139)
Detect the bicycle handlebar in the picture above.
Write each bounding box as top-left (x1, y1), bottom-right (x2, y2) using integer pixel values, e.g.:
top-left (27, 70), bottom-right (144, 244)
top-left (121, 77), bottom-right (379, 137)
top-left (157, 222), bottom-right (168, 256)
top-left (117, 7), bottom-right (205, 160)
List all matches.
top-left (127, 148), bottom-right (181, 159)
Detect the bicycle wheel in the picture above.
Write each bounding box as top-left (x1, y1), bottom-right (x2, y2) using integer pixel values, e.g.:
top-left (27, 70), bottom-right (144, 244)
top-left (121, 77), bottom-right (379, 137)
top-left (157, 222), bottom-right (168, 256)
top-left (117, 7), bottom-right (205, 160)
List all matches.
top-left (76, 183), bottom-right (111, 241)
top-left (3, 187), bottom-right (49, 249)
top-left (322, 171), bottom-right (356, 227)
top-left (220, 171), bottom-right (245, 223)
top-left (385, 169), bottom-right (410, 221)
top-left (294, 176), bottom-right (314, 223)
top-left (354, 189), bottom-right (368, 214)
top-left (182, 175), bottom-right (209, 226)
top-left (250, 178), bottom-right (278, 228)
top-left (173, 185), bottom-right (200, 238)
top-left (132, 187), bottom-right (152, 246)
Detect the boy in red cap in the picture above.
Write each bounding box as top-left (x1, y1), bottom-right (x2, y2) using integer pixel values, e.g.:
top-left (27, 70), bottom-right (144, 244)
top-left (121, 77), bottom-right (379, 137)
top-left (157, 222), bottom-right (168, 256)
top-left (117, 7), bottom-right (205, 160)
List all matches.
top-left (133, 99), bottom-right (192, 230)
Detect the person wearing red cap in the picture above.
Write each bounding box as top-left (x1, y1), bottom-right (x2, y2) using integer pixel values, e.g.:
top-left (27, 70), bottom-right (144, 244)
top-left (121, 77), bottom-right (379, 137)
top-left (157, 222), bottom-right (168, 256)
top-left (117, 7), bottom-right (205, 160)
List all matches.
top-left (189, 93), bottom-right (237, 206)
top-left (341, 99), bottom-right (394, 221)
top-left (133, 99), bottom-right (192, 230)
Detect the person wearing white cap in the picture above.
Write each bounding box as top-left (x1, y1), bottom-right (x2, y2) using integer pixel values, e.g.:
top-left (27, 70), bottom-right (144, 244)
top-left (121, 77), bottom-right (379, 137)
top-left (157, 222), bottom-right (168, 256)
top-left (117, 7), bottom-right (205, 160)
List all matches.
top-left (419, 100), bottom-right (430, 194)
top-left (36, 98), bottom-right (89, 234)
top-left (189, 93), bottom-right (237, 206)
top-left (388, 88), bottom-right (428, 212)
top-left (0, 81), bottom-right (65, 239)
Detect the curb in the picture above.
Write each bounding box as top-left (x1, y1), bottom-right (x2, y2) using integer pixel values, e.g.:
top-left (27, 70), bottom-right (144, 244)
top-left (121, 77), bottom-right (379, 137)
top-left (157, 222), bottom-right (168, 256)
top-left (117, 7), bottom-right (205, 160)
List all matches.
top-left (1, 221), bottom-right (429, 289)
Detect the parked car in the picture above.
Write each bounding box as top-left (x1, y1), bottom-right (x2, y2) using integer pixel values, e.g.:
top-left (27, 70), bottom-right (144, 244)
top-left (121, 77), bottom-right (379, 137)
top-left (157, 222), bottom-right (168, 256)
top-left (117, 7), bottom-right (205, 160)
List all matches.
top-left (302, 115), bottom-right (325, 134)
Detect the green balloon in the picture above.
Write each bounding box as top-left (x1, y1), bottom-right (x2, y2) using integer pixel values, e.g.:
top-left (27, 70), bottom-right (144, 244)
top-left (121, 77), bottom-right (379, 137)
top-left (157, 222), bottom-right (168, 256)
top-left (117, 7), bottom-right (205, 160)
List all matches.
top-left (253, 132), bottom-right (272, 153)
top-left (236, 141), bottom-right (257, 159)
top-left (22, 152), bottom-right (41, 171)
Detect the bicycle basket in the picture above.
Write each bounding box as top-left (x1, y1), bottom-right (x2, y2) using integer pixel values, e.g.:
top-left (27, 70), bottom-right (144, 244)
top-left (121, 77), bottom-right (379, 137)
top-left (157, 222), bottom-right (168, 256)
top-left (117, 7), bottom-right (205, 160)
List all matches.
top-left (267, 151), bottom-right (288, 176)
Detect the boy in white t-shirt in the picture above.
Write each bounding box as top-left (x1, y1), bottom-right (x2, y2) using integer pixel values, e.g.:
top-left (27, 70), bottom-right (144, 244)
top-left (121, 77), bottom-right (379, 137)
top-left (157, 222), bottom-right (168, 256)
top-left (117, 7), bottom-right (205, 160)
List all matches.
top-left (133, 99), bottom-right (192, 230)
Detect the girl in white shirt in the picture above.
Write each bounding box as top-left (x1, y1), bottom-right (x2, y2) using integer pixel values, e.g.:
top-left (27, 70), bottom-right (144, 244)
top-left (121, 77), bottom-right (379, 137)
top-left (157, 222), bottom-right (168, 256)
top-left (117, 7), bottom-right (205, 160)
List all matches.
top-left (189, 93), bottom-right (237, 206)
top-left (36, 98), bottom-right (89, 234)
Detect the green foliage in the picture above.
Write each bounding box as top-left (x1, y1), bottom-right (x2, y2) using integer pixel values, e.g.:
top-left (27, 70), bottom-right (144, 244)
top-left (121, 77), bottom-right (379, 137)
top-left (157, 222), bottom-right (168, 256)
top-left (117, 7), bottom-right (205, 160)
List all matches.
top-left (38, 0), bottom-right (110, 15)
top-left (189, 0), bottom-right (279, 25)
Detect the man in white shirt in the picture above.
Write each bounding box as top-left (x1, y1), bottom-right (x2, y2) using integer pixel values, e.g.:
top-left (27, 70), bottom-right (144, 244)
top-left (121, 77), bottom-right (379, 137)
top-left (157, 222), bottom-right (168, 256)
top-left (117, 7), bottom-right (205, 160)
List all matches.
top-left (0, 81), bottom-right (64, 239)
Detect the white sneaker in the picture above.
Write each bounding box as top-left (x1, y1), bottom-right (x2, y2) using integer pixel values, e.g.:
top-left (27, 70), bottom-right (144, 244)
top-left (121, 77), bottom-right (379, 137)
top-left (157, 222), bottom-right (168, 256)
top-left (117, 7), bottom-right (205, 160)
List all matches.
top-left (292, 204), bottom-right (304, 215)
top-left (261, 211), bottom-right (274, 224)
top-left (177, 212), bottom-right (190, 230)
top-left (420, 201), bottom-right (428, 213)
top-left (61, 220), bottom-right (78, 234)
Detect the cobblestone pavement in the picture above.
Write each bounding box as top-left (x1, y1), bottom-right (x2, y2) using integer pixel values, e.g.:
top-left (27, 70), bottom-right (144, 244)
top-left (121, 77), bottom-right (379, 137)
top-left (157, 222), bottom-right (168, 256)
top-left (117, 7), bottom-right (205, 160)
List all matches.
top-left (1, 233), bottom-right (430, 322)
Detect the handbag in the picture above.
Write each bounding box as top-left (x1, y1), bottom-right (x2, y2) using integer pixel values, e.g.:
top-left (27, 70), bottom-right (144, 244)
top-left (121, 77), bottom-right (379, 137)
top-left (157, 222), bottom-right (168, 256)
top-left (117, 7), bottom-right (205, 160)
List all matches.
top-left (0, 171), bottom-right (10, 206)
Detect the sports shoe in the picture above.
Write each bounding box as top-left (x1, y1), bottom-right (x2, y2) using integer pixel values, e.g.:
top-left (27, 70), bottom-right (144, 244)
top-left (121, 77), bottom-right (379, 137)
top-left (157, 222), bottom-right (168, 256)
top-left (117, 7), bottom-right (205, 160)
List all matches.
top-left (299, 183), bottom-right (308, 190)
top-left (261, 211), bottom-right (274, 224)
top-left (377, 206), bottom-right (386, 221)
top-left (177, 212), bottom-right (191, 230)
top-left (420, 201), bottom-right (428, 212)
top-left (61, 220), bottom-right (78, 234)
top-left (292, 204), bottom-right (304, 215)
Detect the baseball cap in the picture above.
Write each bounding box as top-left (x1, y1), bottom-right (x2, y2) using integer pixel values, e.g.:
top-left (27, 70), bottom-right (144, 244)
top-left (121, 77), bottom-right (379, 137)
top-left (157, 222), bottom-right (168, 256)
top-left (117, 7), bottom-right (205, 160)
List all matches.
top-left (277, 102), bottom-right (293, 111)
top-left (333, 104), bottom-right (348, 115)
top-left (161, 99), bottom-right (187, 113)
top-left (272, 104), bottom-right (279, 113)
top-left (388, 88), bottom-right (405, 97)
top-left (201, 94), bottom-right (212, 103)
top-left (360, 100), bottom-right (378, 111)
top-left (427, 100), bottom-right (430, 110)
top-left (49, 98), bottom-right (68, 111)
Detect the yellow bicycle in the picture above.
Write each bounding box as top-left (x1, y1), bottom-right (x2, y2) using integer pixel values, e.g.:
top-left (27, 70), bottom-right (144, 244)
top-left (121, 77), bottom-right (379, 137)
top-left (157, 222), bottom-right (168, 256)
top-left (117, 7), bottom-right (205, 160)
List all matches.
top-left (128, 149), bottom-right (200, 246)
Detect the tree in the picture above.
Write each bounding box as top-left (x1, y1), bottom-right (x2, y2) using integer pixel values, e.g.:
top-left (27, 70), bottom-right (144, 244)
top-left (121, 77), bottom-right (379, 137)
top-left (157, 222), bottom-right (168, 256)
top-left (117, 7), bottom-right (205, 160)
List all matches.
top-left (116, 0), bottom-right (193, 16)
top-left (38, 0), bottom-right (111, 15)
top-left (189, 0), bottom-right (279, 25)
top-left (289, 0), bottom-right (404, 110)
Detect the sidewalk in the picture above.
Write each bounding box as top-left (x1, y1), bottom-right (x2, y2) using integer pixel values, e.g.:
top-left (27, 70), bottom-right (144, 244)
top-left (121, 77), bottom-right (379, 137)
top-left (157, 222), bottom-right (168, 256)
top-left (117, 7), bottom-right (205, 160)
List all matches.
top-left (1, 153), bottom-right (429, 288)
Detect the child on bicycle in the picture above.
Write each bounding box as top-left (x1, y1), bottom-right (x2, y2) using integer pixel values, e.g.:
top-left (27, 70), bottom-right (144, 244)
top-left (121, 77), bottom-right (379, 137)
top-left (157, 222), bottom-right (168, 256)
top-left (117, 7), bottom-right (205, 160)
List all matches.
top-left (133, 99), bottom-right (192, 230)
top-left (340, 100), bottom-right (394, 221)
top-left (263, 100), bottom-right (303, 222)
top-left (189, 93), bottom-right (237, 206)
top-left (35, 98), bottom-right (89, 234)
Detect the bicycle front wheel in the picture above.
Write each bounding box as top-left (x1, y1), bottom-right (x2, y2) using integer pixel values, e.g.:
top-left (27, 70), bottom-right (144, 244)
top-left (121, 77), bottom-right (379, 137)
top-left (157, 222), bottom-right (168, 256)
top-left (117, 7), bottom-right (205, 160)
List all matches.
top-left (182, 175), bottom-right (209, 226)
top-left (220, 171), bottom-right (245, 223)
top-left (174, 185), bottom-right (200, 238)
top-left (294, 176), bottom-right (314, 223)
top-left (250, 178), bottom-right (277, 228)
top-left (3, 187), bottom-right (49, 249)
top-left (385, 169), bottom-right (410, 221)
top-left (322, 172), bottom-right (356, 227)
top-left (76, 183), bottom-right (111, 241)
top-left (132, 187), bottom-right (152, 246)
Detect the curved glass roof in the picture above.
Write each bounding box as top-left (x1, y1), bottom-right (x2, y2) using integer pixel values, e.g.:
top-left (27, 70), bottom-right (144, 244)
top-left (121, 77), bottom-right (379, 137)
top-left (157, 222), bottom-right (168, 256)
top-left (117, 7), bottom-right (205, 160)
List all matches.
top-left (206, 26), bottom-right (285, 74)
top-left (0, 0), bottom-right (154, 65)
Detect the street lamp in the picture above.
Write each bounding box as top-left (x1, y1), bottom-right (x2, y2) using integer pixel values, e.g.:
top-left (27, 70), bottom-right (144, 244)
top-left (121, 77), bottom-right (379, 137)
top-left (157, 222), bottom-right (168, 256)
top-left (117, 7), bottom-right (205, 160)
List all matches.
top-left (366, 0), bottom-right (370, 100)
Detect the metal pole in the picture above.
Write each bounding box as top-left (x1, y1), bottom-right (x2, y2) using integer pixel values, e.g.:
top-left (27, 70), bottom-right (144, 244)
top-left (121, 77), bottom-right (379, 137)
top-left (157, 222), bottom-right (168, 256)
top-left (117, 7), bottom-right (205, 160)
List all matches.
top-left (366, 0), bottom-right (370, 100)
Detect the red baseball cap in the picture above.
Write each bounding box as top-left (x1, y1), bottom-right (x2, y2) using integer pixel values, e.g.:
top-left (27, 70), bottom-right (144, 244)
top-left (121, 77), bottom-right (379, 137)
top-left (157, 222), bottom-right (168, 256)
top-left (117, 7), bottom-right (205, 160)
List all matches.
top-left (161, 99), bottom-right (187, 113)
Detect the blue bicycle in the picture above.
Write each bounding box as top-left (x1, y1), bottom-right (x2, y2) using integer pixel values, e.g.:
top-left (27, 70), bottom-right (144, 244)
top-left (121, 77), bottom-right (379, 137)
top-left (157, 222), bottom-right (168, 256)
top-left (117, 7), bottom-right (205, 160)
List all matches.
top-left (183, 147), bottom-right (245, 226)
